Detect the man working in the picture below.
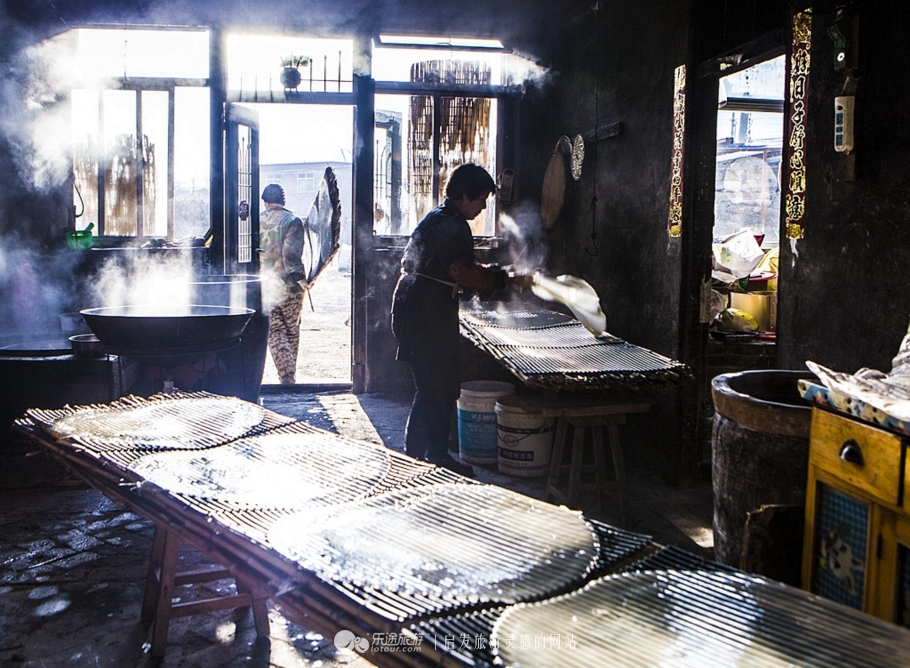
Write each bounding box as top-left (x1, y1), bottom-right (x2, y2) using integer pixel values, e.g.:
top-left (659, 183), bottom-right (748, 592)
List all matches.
top-left (391, 164), bottom-right (529, 476)
top-left (259, 183), bottom-right (309, 385)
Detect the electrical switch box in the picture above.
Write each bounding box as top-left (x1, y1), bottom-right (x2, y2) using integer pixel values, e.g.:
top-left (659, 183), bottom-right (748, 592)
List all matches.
top-left (834, 96), bottom-right (854, 154)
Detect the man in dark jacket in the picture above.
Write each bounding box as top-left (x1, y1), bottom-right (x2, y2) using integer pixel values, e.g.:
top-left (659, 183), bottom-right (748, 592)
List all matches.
top-left (391, 164), bottom-right (527, 476)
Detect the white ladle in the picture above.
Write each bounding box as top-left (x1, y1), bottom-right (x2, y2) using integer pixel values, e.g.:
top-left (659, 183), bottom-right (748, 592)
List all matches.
top-left (529, 273), bottom-right (607, 336)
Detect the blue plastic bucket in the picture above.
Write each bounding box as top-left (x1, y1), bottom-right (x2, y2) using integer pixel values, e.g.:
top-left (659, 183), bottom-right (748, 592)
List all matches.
top-left (457, 380), bottom-right (515, 464)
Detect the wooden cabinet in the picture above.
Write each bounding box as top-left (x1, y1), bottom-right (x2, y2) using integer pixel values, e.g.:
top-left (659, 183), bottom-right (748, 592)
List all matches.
top-left (802, 407), bottom-right (910, 626)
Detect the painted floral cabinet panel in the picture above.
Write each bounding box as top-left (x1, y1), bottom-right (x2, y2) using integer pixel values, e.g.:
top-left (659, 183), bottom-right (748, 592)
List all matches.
top-left (803, 407), bottom-right (910, 623)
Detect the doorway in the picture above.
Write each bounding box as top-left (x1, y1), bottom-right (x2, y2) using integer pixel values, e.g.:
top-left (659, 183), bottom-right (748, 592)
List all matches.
top-left (712, 54), bottom-right (785, 336)
top-left (678, 34), bottom-right (788, 476)
top-left (236, 103), bottom-right (354, 385)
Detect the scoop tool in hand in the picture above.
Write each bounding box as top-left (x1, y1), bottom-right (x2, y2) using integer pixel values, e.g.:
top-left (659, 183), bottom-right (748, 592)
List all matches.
top-left (528, 273), bottom-right (607, 336)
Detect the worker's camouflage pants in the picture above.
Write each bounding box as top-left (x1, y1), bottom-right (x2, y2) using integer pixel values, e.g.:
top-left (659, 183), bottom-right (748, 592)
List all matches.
top-left (268, 292), bottom-right (304, 383)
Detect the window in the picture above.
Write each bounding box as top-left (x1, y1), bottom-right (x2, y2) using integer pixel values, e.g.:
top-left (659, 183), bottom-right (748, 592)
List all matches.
top-left (70, 28), bottom-right (210, 240)
top-left (372, 40), bottom-right (518, 238)
top-left (296, 171), bottom-right (316, 194)
top-left (224, 34), bottom-right (353, 96)
top-left (713, 55), bottom-right (786, 247)
top-left (74, 28), bottom-right (209, 79)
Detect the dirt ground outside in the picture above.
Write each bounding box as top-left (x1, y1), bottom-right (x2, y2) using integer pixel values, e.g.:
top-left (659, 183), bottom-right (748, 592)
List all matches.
top-left (261, 260), bottom-right (353, 385)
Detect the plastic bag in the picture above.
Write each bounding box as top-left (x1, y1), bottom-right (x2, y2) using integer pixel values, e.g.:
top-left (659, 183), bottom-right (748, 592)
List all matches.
top-left (711, 230), bottom-right (765, 283)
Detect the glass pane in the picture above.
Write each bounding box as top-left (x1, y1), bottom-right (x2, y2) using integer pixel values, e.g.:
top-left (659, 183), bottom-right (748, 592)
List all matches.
top-left (174, 87), bottom-right (210, 241)
top-left (813, 483), bottom-right (868, 610)
top-left (236, 122), bottom-right (253, 265)
top-left (713, 55), bottom-right (785, 246)
top-left (373, 46), bottom-right (502, 84)
top-left (375, 92), bottom-right (497, 237)
top-left (374, 104), bottom-right (404, 235)
top-left (141, 90), bottom-right (168, 237)
top-left (75, 28), bottom-right (209, 79)
top-left (225, 35), bottom-right (353, 95)
top-left (71, 88), bottom-right (100, 233)
top-left (375, 94), bottom-right (411, 235)
top-left (439, 95), bottom-right (497, 236)
top-left (409, 93), bottom-right (434, 230)
top-left (103, 89), bottom-right (138, 236)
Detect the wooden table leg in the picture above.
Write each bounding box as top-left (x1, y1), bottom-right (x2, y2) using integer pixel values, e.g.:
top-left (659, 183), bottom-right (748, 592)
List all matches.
top-left (591, 422), bottom-right (607, 514)
top-left (150, 528), bottom-right (180, 657)
top-left (141, 524), bottom-right (274, 658)
top-left (236, 579), bottom-right (271, 638)
top-left (606, 420), bottom-right (629, 529)
top-left (546, 417), bottom-right (569, 504)
top-left (141, 524), bottom-right (167, 623)
top-left (567, 419), bottom-right (585, 508)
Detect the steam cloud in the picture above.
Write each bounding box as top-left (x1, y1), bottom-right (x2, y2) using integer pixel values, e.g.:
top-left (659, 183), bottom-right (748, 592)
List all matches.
top-left (0, 31), bottom-right (76, 192)
top-left (0, 236), bottom-right (82, 337)
top-left (499, 200), bottom-right (549, 276)
top-left (89, 251), bottom-right (198, 310)
top-left (0, 6), bottom-right (556, 345)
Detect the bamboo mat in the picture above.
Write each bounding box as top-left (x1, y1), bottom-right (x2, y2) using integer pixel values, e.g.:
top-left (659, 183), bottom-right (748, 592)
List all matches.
top-left (460, 305), bottom-right (690, 392)
top-left (12, 392), bottom-right (658, 667)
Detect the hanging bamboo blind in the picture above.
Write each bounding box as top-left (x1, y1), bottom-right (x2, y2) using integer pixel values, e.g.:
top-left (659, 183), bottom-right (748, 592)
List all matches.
top-left (408, 60), bottom-right (492, 232)
top-left (74, 133), bottom-right (157, 236)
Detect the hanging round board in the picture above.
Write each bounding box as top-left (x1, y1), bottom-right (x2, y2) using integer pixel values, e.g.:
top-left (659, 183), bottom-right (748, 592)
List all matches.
top-left (541, 136), bottom-right (572, 229)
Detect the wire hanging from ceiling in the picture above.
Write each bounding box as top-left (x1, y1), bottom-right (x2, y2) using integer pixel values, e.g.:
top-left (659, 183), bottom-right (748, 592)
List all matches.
top-left (585, 1), bottom-right (600, 257)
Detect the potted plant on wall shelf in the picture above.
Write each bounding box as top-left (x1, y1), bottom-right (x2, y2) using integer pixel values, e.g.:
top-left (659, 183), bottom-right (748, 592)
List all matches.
top-left (280, 55), bottom-right (310, 90)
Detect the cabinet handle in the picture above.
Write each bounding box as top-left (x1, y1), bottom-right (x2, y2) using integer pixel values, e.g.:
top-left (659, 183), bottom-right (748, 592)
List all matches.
top-left (839, 439), bottom-right (864, 466)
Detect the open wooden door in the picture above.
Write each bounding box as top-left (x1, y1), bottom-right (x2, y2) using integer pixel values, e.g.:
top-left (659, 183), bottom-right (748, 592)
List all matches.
top-left (224, 103), bottom-right (260, 275)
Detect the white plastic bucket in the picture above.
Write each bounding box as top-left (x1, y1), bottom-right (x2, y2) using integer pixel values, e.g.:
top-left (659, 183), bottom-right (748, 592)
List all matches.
top-left (457, 380), bottom-right (515, 464)
top-left (495, 395), bottom-right (555, 477)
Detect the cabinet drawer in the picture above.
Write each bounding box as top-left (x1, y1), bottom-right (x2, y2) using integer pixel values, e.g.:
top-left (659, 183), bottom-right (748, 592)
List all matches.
top-left (811, 409), bottom-right (904, 506)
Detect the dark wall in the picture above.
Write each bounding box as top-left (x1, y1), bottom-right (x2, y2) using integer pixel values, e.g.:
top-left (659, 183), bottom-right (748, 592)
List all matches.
top-left (530, 2), bottom-right (690, 358)
top-left (679, 0), bottom-right (907, 379)
top-left (779, 3), bottom-right (910, 374)
top-left (691, 0), bottom-right (791, 62)
top-left (515, 2), bottom-right (691, 482)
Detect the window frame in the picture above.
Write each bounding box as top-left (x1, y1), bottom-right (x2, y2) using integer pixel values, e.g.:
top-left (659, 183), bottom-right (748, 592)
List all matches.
top-left (75, 78), bottom-right (209, 239)
top-left (70, 32), bottom-right (210, 241)
top-left (372, 81), bottom-right (508, 239)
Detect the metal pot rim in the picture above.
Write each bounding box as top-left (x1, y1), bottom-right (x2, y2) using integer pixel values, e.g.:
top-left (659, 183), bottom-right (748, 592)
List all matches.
top-left (81, 304), bottom-right (255, 318)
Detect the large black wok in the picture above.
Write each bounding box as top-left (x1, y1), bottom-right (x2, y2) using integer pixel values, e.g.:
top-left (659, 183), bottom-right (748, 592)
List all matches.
top-left (81, 305), bottom-right (255, 352)
top-left (0, 338), bottom-right (72, 357)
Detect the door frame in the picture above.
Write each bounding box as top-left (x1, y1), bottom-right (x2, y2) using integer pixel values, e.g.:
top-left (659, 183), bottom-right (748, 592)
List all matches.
top-left (224, 103), bottom-right (260, 276)
top-left (352, 73), bottom-right (375, 394)
top-left (677, 29), bottom-right (787, 473)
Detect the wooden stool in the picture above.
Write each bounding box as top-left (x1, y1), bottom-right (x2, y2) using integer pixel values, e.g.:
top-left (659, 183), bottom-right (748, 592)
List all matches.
top-left (519, 397), bottom-right (651, 528)
top-left (141, 524), bottom-right (270, 657)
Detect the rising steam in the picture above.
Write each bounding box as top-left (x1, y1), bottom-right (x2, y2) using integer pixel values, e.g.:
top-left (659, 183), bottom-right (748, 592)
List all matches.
top-left (0, 236), bottom-right (82, 336)
top-left (88, 251), bottom-right (198, 310)
top-left (0, 31), bottom-right (76, 192)
top-left (499, 200), bottom-right (549, 275)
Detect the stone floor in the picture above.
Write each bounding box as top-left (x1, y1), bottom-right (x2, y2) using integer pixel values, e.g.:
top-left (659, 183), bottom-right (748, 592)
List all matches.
top-left (0, 388), bottom-right (714, 667)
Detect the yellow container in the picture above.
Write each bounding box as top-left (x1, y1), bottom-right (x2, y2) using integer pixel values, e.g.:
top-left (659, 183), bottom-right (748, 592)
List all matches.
top-left (730, 291), bottom-right (777, 332)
